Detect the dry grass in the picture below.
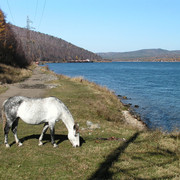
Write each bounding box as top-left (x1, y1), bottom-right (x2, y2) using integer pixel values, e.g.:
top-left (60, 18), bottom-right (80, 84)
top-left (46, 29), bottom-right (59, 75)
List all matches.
top-left (0, 63), bottom-right (33, 84)
top-left (71, 76), bottom-right (84, 82)
top-left (69, 76), bottom-right (126, 122)
top-left (0, 85), bottom-right (8, 94)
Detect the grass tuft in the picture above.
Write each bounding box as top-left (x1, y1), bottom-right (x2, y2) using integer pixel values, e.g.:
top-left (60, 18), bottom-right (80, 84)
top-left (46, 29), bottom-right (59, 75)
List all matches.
top-left (0, 63), bottom-right (33, 84)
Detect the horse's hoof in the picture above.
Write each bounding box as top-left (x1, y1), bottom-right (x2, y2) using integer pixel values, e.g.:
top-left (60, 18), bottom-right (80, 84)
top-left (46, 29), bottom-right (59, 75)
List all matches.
top-left (18, 143), bottom-right (23, 147)
top-left (38, 142), bottom-right (43, 146)
top-left (53, 144), bottom-right (58, 148)
top-left (5, 144), bottom-right (10, 148)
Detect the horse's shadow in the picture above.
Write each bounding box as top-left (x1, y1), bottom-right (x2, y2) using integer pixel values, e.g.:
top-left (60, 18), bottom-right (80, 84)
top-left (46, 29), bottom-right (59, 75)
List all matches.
top-left (10, 134), bottom-right (85, 147)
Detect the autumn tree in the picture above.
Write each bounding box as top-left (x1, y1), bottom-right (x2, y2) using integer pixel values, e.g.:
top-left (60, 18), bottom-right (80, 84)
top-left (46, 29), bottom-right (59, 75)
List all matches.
top-left (0, 9), bottom-right (6, 62)
top-left (0, 9), bottom-right (29, 67)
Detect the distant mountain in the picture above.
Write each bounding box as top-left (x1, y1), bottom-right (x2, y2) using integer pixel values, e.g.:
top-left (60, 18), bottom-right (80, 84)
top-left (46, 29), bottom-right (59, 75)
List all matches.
top-left (97, 49), bottom-right (180, 62)
top-left (10, 25), bottom-right (102, 63)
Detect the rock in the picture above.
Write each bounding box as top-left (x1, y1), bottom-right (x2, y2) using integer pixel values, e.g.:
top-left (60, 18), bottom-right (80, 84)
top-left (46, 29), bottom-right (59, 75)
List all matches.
top-left (90, 124), bottom-right (100, 130)
top-left (86, 121), bottom-right (100, 130)
top-left (122, 110), bottom-right (147, 130)
top-left (86, 121), bottom-right (93, 127)
top-left (134, 105), bottom-right (139, 108)
top-left (124, 103), bottom-right (132, 108)
top-left (47, 84), bottom-right (60, 89)
top-left (80, 127), bottom-right (86, 131)
top-left (122, 96), bottom-right (128, 99)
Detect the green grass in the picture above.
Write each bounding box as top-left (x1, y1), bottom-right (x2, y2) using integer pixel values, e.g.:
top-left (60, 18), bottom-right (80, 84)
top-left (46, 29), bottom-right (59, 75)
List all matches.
top-left (0, 74), bottom-right (180, 179)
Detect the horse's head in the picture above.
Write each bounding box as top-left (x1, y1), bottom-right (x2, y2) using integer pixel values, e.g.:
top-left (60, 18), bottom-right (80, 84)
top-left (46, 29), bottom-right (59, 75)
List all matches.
top-left (68, 123), bottom-right (80, 147)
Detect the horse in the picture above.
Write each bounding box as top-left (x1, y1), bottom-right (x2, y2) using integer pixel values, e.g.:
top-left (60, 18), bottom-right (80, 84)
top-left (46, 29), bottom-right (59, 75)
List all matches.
top-left (2, 96), bottom-right (80, 148)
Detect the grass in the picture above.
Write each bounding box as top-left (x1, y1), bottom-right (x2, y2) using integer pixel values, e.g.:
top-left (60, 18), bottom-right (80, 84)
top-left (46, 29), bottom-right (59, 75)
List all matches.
top-left (0, 63), bottom-right (33, 84)
top-left (0, 85), bottom-right (8, 94)
top-left (0, 71), bottom-right (180, 179)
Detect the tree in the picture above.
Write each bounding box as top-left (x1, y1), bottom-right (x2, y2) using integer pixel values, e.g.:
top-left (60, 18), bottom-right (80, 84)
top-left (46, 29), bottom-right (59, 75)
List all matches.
top-left (0, 9), bottom-right (29, 67)
top-left (0, 10), bottom-right (6, 41)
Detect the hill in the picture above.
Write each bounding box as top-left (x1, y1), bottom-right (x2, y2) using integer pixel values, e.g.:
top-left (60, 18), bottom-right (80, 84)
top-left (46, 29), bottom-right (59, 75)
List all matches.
top-left (1, 9), bottom-right (101, 67)
top-left (98, 49), bottom-right (180, 62)
top-left (10, 25), bottom-right (102, 63)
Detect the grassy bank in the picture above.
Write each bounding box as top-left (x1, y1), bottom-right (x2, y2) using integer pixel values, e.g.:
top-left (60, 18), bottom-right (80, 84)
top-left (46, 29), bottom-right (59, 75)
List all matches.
top-left (0, 63), bottom-right (34, 94)
top-left (0, 70), bottom-right (180, 179)
top-left (0, 63), bottom-right (33, 84)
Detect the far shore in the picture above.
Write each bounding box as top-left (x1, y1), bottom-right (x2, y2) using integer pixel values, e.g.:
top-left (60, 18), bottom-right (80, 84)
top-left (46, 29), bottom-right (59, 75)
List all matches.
top-left (38, 60), bottom-right (180, 64)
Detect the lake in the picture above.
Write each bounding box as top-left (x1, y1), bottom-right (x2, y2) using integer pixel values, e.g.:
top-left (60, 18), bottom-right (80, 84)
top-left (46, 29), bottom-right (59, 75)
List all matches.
top-left (47, 62), bottom-right (180, 132)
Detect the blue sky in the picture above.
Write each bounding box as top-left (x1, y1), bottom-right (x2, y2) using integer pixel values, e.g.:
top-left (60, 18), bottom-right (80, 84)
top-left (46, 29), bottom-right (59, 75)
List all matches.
top-left (0, 0), bottom-right (180, 53)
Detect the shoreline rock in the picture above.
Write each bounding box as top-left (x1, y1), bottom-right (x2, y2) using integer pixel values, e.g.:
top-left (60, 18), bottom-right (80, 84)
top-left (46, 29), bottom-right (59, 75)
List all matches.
top-left (118, 95), bottom-right (147, 130)
top-left (122, 110), bottom-right (147, 131)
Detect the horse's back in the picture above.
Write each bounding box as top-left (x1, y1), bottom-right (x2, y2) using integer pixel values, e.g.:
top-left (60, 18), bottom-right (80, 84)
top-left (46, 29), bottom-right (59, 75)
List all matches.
top-left (3, 96), bottom-right (63, 124)
top-left (17, 96), bottom-right (62, 124)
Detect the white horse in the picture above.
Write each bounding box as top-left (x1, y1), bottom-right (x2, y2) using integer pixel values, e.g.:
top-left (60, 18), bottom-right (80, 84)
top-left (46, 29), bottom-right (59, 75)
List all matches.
top-left (2, 96), bottom-right (80, 148)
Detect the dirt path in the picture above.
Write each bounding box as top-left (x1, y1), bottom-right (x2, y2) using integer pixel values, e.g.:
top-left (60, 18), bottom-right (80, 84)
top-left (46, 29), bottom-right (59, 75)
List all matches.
top-left (0, 66), bottom-right (58, 122)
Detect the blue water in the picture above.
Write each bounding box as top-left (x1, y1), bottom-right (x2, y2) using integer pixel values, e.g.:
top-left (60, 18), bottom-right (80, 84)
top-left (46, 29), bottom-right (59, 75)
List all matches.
top-left (47, 62), bottom-right (180, 132)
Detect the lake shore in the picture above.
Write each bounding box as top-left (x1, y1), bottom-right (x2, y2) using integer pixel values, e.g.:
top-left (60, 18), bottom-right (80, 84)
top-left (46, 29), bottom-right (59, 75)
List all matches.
top-left (42, 65), bottom-right (147, 130)
top-left (47, 62), bottom-right (180, 132)
top-left (0, 65), bottom-right (179, 179)
top-left (0, 65), bottom-right (146, 130)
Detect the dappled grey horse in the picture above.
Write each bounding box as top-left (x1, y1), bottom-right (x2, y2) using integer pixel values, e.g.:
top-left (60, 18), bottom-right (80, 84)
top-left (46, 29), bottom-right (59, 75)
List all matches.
top-left (2, 96), bottom-right (80, 148)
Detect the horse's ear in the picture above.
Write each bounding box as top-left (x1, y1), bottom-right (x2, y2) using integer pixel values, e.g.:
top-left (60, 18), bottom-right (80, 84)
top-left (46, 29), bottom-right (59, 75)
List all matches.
top-left (74, 123), bottom-right (79, 133)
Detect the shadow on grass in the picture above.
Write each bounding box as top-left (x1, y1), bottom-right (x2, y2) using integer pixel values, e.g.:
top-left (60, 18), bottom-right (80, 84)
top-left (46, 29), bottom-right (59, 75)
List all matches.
top-left (10, 134), bottom-right (85, 147)
top-left (88, 131), bottom-right (178, 180)
top-left (88, 132), bottom-right (140, 180)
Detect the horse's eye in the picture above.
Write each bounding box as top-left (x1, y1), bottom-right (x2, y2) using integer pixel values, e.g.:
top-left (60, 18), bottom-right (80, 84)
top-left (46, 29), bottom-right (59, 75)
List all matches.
top-left (75, 133), bottom-right (79, 137)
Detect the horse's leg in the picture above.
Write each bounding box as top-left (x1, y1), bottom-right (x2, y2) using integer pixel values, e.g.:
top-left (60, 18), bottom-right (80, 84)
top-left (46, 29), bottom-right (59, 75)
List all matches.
top-left (11, 118), bottom-right (22, 147)
top-left (4, 123), bottom-right (11, 148)
top-left (38, 122), bottom-right (49, 146)
top-left (49, 122), bottom-right (58, 147)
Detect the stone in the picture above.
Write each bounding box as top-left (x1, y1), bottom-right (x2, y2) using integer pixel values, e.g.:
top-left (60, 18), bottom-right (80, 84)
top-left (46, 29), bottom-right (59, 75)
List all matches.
top-left (86, 121), bottom-right (100, 130)
top-left (122, 96), bottom-right (128, 99)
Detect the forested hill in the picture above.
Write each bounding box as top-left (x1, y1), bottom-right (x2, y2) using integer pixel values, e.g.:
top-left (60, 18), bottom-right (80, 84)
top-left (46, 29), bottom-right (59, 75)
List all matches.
top-left (10, 24), bottom-right (102, 63)
top-left (98, 49), bottom-right (180, 62)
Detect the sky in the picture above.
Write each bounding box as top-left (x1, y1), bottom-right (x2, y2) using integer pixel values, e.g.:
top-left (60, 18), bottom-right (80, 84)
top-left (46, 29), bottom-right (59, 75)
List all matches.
top-left (0, 0), bottom-right (180, 53)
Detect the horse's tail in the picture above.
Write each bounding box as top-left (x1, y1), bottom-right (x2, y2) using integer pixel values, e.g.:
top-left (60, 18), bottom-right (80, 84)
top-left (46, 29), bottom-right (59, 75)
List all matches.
top-left (2, 100), bottom-right (7, 130)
